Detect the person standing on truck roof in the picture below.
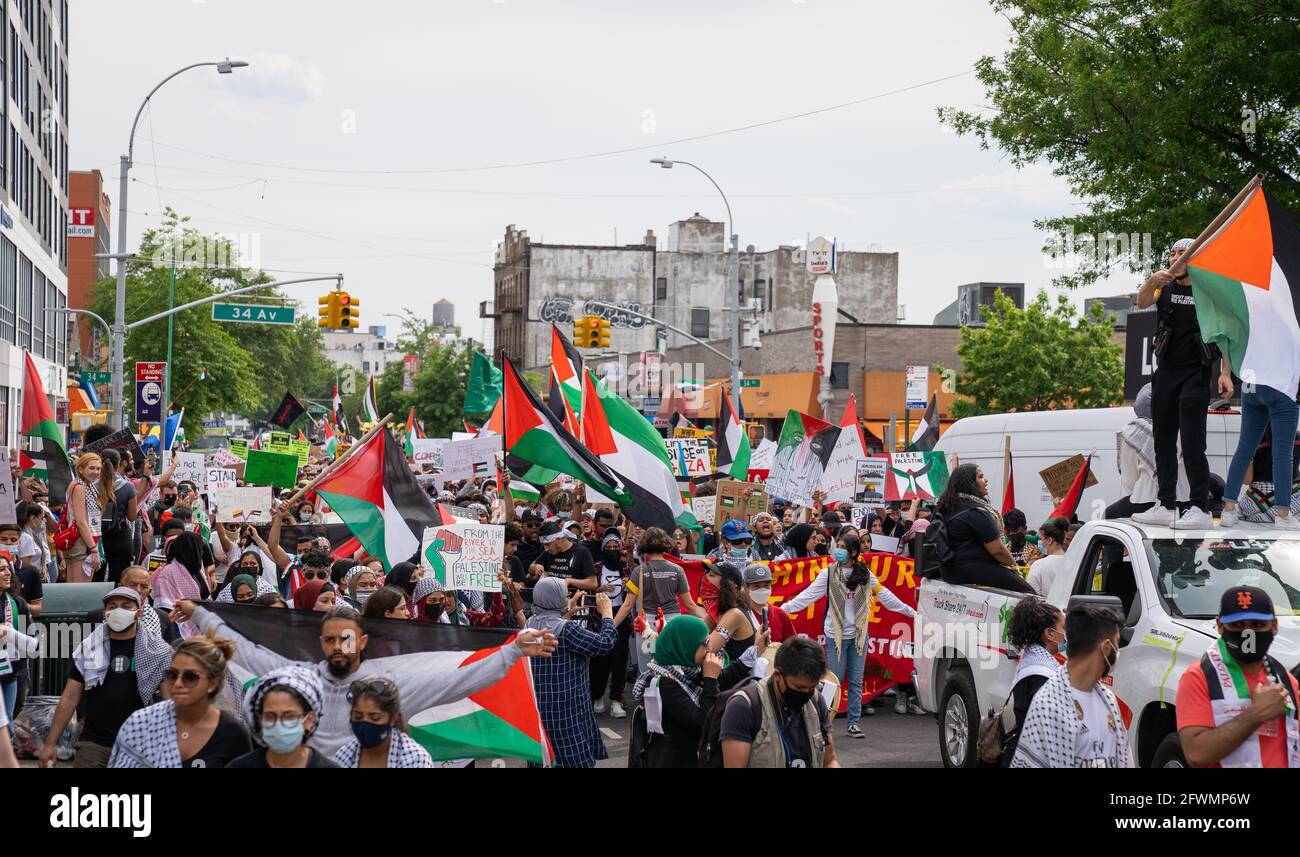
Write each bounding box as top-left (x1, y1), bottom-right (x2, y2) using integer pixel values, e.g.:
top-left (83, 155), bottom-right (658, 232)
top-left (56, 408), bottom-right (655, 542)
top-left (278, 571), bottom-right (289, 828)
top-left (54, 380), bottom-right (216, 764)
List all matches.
top-left (935, 464), bottom-right (1035, 594)
top-left (1002, 599), bottom-right (1065, 766)
top-left (1218, 365), bottom-right (1300, 529)
top-left (1010, 605), bottom-right (1133, 768)
top-left (1132, 238), bottom-right (1216, 530)
top-left (1108, 383), bottom-right (1191, 520)
top-left (1176, 586), bottom-right (1300, 768)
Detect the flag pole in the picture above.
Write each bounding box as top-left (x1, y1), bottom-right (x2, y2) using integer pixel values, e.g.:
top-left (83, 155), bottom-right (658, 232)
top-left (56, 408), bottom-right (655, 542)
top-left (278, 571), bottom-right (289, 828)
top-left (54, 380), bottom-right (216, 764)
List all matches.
top-left (284, 412), bottom-right (394, 508)
top-left (1001, 434), bottom-right (1011, 498)
top-left (1169, 173), bottom-right (1264, 277)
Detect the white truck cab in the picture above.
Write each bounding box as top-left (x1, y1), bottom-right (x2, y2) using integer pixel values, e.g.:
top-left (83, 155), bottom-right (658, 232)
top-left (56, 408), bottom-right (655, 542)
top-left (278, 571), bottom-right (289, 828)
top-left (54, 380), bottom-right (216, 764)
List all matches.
top-left (913, 519), bottom-right (1300, 768)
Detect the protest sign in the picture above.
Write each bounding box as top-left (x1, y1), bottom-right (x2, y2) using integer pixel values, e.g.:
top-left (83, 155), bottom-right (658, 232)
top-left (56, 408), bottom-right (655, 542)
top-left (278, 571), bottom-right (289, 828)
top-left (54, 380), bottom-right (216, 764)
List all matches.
top-left (206, 468), bottom-right (237, 493)
top-left (172, 452), bottom-right (207, 491)
top-left (691, 496), bottom-right (716, 525)
top-left (146, 551), bottom-right (167, 575)
top-left (850, 505), bottom-right (868, 529)
top-left (665, 438), bottom-right (710, 478)
top-left (267, 431), bottom-right (294, 459)
top-left (228, 438), bottom-right (249, 460)
top-left (211, 486), bottom-right (274, 524)
top-left (882, 452), bottom-right (950, 501)
top-left (441, 436), bottom-right (499, 480)
top-left (412, 438), bottom-right (444, 469)
top-left (820, 426), bottom-right (867, 505)
top-left (871, 534), bottom-right (900, 554)
top-left (1039, 454), bottom-right (1098, 501)
top-left (766, 409), bottom-right (838, 507)
top-left (245, 449), bottom-right (299, 489)
top-left (855, 458), bottom-right (887, 504)
top-left (748, 437), bottom-right (776, 481)
top-left (420, 522), bottom-right (505, 592)
top-left (713, 480), bottom-right (767, 524)
top-left (672, 426), bottom-right (712, 440)
top-left (208, 447), bottom-right (243, 467)
top-left (291, 439), bottom-right (311, 468)
top-left (81, 427), bottom-right (146, 467)
top-left (0, 448), bottom-right (15, 526)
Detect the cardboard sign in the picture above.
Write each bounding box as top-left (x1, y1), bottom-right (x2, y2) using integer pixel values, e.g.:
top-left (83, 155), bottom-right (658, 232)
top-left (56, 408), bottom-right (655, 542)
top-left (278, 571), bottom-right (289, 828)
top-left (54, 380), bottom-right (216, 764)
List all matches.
top-left (691, 495), bottom-right (716, 526)
top-left (713, 480), bottom-right (767, 524)
top-left (267, 431), bottom-right (294, 459)
top-left (441, 436), bottom-right (499, 480)
top-left (229, 438), bottom-right (249, 460)
top-left (290, 439), bottom-right (311, 468)
top-left (208, 447), bottom-right (243, 468)
top-left (850, 505), bottom-right (868, 529)
top-left (673, 427), bottom-right (713, 440)
top-left (211, 486), bottom-right (274, 524)
top-left (81, 427), bottom-right (146, 468)
top-left (665, 438), bottom-right (710, 478)
top-left (206, 468), bottom-right (237, 493)
top-left (820, 426), bottom-right (867, 505)
top-left (855, 458), bottom-right (887, 504)
top-left (244, 449), bottom-right (299, 489)
top-left (412, 438), bottom-right (444, 469)
top-left (1039, 454), bottom-right (1098, 501)
top-left (420, 522), bottom-right (505, 592)
top-left (172, 452), bottom-right (207, 491)
top-left (0, 448), bottom-right (15, 526)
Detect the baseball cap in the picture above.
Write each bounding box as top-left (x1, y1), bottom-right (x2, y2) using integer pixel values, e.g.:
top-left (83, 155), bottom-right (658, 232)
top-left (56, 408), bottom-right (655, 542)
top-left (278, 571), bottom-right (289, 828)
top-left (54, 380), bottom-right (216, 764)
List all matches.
top-left (520, 508), bottom-right (544, 523)
top-left (709, 560), bottom-right (744, 588)
top-left (721, 520), bottom-right (753, 542)
top-left (1219, 586), bottom-right (1275, 623)
top-left (103, 586), bottom-right (142, 607)
top-left (743, 563), bottom-right (772, 585)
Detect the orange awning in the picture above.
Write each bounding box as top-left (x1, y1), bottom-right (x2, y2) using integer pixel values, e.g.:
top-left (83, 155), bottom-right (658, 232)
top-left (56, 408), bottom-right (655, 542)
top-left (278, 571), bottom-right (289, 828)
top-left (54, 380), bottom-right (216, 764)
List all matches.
top-left (682, 373), bottom-right (820, 420)
top-left (68, 386), bottom-right (94, 414)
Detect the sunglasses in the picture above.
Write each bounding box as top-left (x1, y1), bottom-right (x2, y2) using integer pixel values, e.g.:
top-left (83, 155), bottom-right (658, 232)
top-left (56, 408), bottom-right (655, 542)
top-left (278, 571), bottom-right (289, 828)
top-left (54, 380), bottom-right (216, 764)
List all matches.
top-left (163, 668), bottom-right (204, 686)
top-left (302, 570), bottom-right (329, 581)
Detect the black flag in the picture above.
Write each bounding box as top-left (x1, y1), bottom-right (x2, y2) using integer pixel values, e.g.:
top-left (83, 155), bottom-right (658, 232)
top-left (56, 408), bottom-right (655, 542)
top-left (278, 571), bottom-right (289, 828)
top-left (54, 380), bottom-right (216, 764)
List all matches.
top-left (269, 391), bottom-right (306, 429)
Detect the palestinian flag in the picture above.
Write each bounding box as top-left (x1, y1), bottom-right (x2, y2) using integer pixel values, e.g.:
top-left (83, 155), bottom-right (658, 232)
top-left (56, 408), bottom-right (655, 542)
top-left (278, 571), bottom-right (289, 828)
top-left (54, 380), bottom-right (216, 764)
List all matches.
top-left (909, 393), bottom-right (939, 452)
top-left (581, 370), bottom-right (698, 532)
top-left (332, 381), bottom-right (345, 429)
top-left (464, 350), bottom-right (503, 415)
top-left (502, 357), bottom-right (629, 505)
top-left (550, 324), bottom-right (584, 417)
top-left (363, 376), bottom-right (379, 423)
top-left (480, 393), bottom-right (559, 487)
top-left (884, 452), bottom-right (950, 501)
top-left (21, 351), bottom-right (71, 499)
top-left (766, 409), bottom-right (835, 505)
top-left (668, 411), bottom-right (693, 433)
top-left (715, 390), bottom-right (751, 481)
top-left (405, 407), bottom-right (418, 458)
top-left (1001, 442), bottom-right (1016, 517)
top-left (1185, 181), bottom-right (1300, 398)
top-left (313, 429), bottom-right (439, 570)
top-left (206, 603), bottom-right (552, 765)
top-left (322, 419), bottom-right (338, 459)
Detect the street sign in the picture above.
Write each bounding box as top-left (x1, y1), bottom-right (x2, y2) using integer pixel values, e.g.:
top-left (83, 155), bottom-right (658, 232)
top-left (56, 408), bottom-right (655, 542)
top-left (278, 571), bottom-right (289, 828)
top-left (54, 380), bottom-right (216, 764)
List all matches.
top-left (905, 365), bottom-right (929, 410)
top-left (740, 378), bottom-right (760, 388)
top-left (212, 303), bottom-right (297, 325)
top-left (135, 362), bottom-right (166, 424)
top-left (82, 371), bottom-right (111, 384)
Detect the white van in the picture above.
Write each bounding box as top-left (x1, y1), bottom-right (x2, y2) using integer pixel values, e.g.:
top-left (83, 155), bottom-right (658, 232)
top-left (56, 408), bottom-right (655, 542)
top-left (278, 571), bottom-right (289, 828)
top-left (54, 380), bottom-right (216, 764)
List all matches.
top-left (933, 407), bottom-right (1243, 525)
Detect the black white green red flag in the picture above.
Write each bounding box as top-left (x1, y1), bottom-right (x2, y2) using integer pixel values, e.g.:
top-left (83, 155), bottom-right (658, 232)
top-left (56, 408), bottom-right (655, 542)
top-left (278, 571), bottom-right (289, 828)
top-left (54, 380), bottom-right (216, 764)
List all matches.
top-left (21, 351), bottom-right (71, 499)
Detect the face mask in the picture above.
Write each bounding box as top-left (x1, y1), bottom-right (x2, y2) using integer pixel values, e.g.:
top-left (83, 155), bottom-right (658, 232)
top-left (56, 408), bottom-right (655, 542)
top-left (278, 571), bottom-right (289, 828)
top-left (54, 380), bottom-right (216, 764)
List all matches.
top-left (1009, 533), bottom-right (1026, 549)
top-left (556, 511), bottom-right (571, 520)
top-left (350, 719), bottom-right (391, 750)
top-left (729, 547), bottom-right (749, 559)
top-left (776, 674), bottom-right (814, 710)
top-left (1101, 641), bottom-right (1118, 677)
top-left (424, 602), bottom-right (445, 620)
top-left (602, 550), bottom-right (623, 568)
top-left (832, 548), bottom-right (850, 564)
top-left (1053, 630), bottom-right (1067, 655)
top-left (356, 589), bottom-right (375, 605)
top-left (163, 495), bottom-right (176, 508)
top-left (749, 588), bottom-right (772, 605)
top-left (262, 721), bottom-right (305, 754)
top-left (1223, 628), bottom-right (1273, 664)
top-left (105, 607), bottom-right (138, 632)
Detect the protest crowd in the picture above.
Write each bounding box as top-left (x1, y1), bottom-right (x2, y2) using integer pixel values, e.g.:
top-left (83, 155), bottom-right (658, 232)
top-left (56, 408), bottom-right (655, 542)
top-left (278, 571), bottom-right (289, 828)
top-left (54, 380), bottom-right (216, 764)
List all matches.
top-left (1, 210), bottom-right (1300, 772)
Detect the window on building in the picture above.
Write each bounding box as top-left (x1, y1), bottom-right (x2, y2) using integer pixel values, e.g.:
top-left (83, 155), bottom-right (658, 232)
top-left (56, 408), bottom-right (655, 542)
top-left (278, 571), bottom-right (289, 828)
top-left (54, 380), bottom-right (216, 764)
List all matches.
top-left (753, 279), bottom-right (766, 310)
top-left (54, 287), bottom-right (63, 366)
top-left (0, 237), bottom-right (13, 344)
top-left (691, 308), bottom-right (710, 339)
top-left (656, 277), bottom-right (667, 301)
top-left (44, 278), bottom-right (54, 356)
top-left (31, 268), bottom-right (43, 358)
top-left (0, 387), bottom-right (8, 450)
top-left (18, 253), bottom-right (31, 350)
top-left (362, 361), bottom-right (370, 373)
top-left (830, 362), bottom-right (850, 390)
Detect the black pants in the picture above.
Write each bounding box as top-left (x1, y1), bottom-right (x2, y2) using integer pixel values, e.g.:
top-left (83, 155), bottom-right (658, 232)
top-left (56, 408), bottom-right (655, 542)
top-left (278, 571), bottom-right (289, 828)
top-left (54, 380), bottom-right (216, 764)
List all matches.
top-left (1152, 363), bottom-right (1211, 510)
top-left (100, 524), bottom-right (135, 585)
top-left (941, 558), bottom-right (1035, 593)
top-left (1105, 497), bottom-right (1155, 520)
top-left (590, 614), bottom-right (632, 702)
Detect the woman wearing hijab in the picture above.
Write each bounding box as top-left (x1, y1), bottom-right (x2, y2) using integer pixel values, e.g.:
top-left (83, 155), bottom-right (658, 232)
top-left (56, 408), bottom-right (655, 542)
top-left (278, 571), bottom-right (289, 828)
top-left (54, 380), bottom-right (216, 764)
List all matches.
top-left (227, 665), bottom-right (338, 768)
top-left (383, 561), bottom-right (421, 613)
top-left (413, 577), bottom-right (450, 623)
top-left (934, 463), bottom-right (1035, 593)
top-left (153, 532), bottom-right (213, 637)
top-left (630, 615), bottom-right (726, 768)
top-left (292, 579), bottom-right (338, 612)
top-left (215, 574), bottom-right (259, 604)
top-left (344, 567), bottom-right (379, 610)
top-left (776, 523), bottom-right (820, 561)
top-left (526, 576), bottom-right (616, 768)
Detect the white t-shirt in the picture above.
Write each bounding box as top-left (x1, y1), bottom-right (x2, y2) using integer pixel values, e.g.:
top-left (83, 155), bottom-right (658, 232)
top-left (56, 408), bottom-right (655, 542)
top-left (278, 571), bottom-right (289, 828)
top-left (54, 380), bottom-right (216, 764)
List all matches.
top-left (1070, 686), bottom-right (1119, 768)
top-left (17, 531), bottom-right (40, 566)
top-left (1027, 553), bottom-right (1068, 596)
top-left (598, 563), bottom-right (626, 607)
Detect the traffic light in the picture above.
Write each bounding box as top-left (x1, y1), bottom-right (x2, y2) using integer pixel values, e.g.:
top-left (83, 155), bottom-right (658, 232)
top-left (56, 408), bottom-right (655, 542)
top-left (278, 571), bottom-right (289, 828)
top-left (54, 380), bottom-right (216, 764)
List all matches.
top-left (318, 293), bottom-right (339, 328)
top-left (339, 292), bottom-right (360, 329)
top-left (583, 315), bottom-right (601, 348)
top-left (595, 316), bottom-right (611, 349)
top-left (573, 318), bottom-right (585, 344)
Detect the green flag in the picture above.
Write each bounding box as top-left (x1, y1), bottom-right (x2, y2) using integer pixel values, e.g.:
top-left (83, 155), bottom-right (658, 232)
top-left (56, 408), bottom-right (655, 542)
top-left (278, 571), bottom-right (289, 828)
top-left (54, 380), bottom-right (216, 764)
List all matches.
top-left (464, 351), bottom-right (503, 415)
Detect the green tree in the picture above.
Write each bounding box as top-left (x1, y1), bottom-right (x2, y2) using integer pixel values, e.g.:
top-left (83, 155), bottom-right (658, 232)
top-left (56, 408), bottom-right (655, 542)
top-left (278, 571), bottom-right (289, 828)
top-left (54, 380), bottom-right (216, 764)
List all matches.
top-left (939, 0), bottom-right (1300, 288)
top-left (942, 290), bottom-right (1123, 418)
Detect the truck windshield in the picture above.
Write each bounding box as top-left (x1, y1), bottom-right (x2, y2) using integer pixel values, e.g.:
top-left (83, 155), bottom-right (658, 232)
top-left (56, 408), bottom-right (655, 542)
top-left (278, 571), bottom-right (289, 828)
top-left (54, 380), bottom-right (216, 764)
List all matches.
top-left (1149, 538), bottom-right (1300, 619)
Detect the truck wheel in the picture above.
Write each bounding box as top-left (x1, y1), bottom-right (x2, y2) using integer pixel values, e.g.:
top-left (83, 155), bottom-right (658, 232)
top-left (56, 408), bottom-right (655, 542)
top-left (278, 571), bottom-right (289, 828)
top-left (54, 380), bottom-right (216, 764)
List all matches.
top-left (938, 669), bottom-right (978, 769)
top-left (1151, 733), bottom-right (1187, 769)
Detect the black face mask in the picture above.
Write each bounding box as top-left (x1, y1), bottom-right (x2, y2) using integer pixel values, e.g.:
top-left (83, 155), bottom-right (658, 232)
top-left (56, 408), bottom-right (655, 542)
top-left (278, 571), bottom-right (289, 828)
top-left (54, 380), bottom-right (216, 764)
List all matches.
top-left (776, 673), bottom-right (815, 710)
top-left (1223, 628), bottom-right (1273, 664)
top-left (424, 602), bottom-right (445, 620)
top-left (602, 550), bottom-right (623, 569)
top-left (162, 495), bottom-right (176, 508)
top-left (1009, 533), bottom-right (1026, 550)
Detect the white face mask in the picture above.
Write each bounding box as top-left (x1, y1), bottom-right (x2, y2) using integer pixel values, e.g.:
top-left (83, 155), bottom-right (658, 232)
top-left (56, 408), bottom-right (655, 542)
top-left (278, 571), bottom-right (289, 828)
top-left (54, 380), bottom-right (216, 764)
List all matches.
top-left (356, 589), bottom-right (375, 605)
top-left (749, 588), bottom-right (772, 606)
top-left (105, 607), bottom-right (138, 632)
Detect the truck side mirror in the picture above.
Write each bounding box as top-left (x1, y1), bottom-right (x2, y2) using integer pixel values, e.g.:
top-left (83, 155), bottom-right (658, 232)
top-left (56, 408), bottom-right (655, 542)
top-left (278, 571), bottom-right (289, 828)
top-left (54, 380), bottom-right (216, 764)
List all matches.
top-left (1066, 594), bottom-right (1124, 618)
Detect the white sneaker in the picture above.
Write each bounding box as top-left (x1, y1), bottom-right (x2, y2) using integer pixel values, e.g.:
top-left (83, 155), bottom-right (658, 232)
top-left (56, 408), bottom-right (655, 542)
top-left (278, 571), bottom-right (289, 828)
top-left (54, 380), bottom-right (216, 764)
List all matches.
top-left (1274, 513), bottom-right (1300, 530)
top-left (908, 700), bottom-right (927, 715)
top-left (593, 699), bottom-right (607, 715)
top-left (609, 701), bottom-right (627, 719)
top-left (1219, 507), bottom-right (1239, 527)
top-left (1171, 507), bottom-right (1215, 530)
top-left (894, 695), bottom-right (908, 715)
top-left (1132, 505), bottom-right (1177, 525)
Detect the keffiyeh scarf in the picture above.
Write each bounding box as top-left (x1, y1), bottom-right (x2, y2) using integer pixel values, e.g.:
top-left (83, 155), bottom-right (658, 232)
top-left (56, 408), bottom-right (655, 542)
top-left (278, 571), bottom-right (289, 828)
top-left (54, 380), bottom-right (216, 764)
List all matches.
top-left (73, 612), bottom-right (171, 706)
top-left (632, 660), bottom-right (704, 708)
top-left (242, 665), bottom-right (324, 747)
top-left (826, 564), bottom-right (873, 658)
top-left (109, 700), bottom-right (183, 768)
top-left (332, 729), bottom-right (433, 769)
top-left (1009, 664), bottom-right (1130, 769)
top-left (215, 576), bottom-right (277, 603)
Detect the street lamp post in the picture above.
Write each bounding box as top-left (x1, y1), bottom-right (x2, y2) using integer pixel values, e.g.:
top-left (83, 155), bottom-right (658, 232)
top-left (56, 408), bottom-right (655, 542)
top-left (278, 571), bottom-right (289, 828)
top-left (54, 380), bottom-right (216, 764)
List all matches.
top-left (110, 59), bottom-right (249, 428)
top-left (649, 158), bottom-right (741, 401)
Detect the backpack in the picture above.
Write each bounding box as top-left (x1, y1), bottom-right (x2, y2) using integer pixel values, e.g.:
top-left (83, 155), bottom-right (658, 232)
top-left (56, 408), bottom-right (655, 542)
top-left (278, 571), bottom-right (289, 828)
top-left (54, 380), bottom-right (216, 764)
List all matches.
top-left (697, 677), bottom-right (763, 768)
top-left (919, 512), bottom-right (960, 579)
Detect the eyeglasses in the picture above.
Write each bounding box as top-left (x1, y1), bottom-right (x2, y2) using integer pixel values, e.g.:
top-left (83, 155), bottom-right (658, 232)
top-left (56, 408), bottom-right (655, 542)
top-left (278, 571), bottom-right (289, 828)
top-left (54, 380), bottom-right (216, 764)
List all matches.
top-left (302, 569), bottom-right (329, 580)
top-left (260, 713), bottom-right (303, 729)
top-left (163, 668), bottom-right (204, 686)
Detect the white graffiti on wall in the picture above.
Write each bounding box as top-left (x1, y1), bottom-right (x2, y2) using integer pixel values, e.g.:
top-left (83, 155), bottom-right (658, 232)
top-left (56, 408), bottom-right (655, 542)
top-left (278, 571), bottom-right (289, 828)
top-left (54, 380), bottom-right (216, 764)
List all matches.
top-left (537, 296), bottom-right (648, 329)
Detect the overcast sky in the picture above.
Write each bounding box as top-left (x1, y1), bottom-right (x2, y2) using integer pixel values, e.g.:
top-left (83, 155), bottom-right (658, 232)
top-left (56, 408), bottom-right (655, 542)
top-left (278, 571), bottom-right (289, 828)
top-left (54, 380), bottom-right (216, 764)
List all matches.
top-left (71, 0), bottom-right (1138, 340)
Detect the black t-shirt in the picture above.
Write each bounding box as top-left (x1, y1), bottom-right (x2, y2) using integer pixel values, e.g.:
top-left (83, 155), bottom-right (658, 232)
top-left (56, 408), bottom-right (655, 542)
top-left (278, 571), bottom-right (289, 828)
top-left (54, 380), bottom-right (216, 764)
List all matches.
top-left (540, 544), bottom-right (595, 583)
top-left (1157, 279), bottom-right (1204, 367)
top-left (68, 637), bottom-right (145, 746)
top-left (16, 566), bottom-right (42, 605)
top-left (719, 683), bottom-right (831, 768)
top-left (182, 710), bottom-right (254, 768)
top-left (226, 747), bottom-right (340, 768)
top-left (580, 537), bottom-right (603, 563)
top-left (946, 502), bottom-right (1003, 568)
top-left (753, 539), bottom-right (782, 562)
top-left (515, 537), bottom-right (544, 572)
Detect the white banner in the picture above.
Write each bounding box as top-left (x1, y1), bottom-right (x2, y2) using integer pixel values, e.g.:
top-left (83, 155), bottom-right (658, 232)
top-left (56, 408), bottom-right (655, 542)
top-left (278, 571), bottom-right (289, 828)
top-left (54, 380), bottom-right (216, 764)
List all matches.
top-left (206, 468), bottom-right (237, 494)
top-left (412, 438), bottom-right (445, 469)
top-left (665, 438), bottom-right (710, 478)
top-left (172, 452), bottom-right (207, 492)
top-left (210, 486), bottom-right (274, 524)
top-left (441, 435), bottom-right (501, 480)
top-left (420, 522), bottom-right (504, 592)
top-left (819, 427), bottom-right (866, 506)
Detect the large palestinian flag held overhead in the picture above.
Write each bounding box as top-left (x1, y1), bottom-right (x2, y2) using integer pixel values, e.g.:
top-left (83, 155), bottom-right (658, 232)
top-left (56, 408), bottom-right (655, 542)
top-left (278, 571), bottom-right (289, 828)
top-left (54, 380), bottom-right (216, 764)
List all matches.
top-left (21, 351), bottom-right (71, 499)
top-left (580, 370), bottom-right (698, 532)
top-left (715, 391), bottom-right (751, 481)
top-left (207, 603), bottom-right (552, 765)
top-left (313, 429), bottom-right (439, 570)
top-left (1185, 181), bottom-right (1300, 398)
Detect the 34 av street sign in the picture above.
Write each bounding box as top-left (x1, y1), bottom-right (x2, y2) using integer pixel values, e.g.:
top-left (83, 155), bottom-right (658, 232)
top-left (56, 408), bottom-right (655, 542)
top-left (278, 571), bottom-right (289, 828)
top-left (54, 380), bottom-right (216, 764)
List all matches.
top-left (212, 303), bottom-right (296, 325)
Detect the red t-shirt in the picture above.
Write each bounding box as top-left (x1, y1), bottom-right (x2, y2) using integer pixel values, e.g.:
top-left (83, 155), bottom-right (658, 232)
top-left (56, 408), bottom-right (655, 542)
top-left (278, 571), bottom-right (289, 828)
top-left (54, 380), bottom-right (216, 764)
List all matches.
top-left (1176, 658), bottom-right (1300, 768)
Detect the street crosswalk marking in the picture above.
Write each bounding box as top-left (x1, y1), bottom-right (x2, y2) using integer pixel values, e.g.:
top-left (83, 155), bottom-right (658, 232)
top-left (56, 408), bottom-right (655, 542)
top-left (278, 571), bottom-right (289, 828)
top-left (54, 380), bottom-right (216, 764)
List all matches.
top-left (600, 727), bottom-right (622, 741)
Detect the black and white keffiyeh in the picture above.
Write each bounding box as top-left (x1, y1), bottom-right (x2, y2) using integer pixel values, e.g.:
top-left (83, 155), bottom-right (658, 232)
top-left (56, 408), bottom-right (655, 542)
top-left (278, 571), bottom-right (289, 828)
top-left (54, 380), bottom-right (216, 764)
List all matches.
top-left (242, 664), bottom-right (324, 746)
top-left (1009, 664), bottom-right (1131, 769)
top-left (215, 577), bottom-right (277, 603)
top-left (332, 729), bottom-right (433, 768)
top-left (109, 700), bottom-right (183, 768)
top-left (632, 660), bottom-right (704, 708)
top-left (72, 611), bottom-right (171, 706)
